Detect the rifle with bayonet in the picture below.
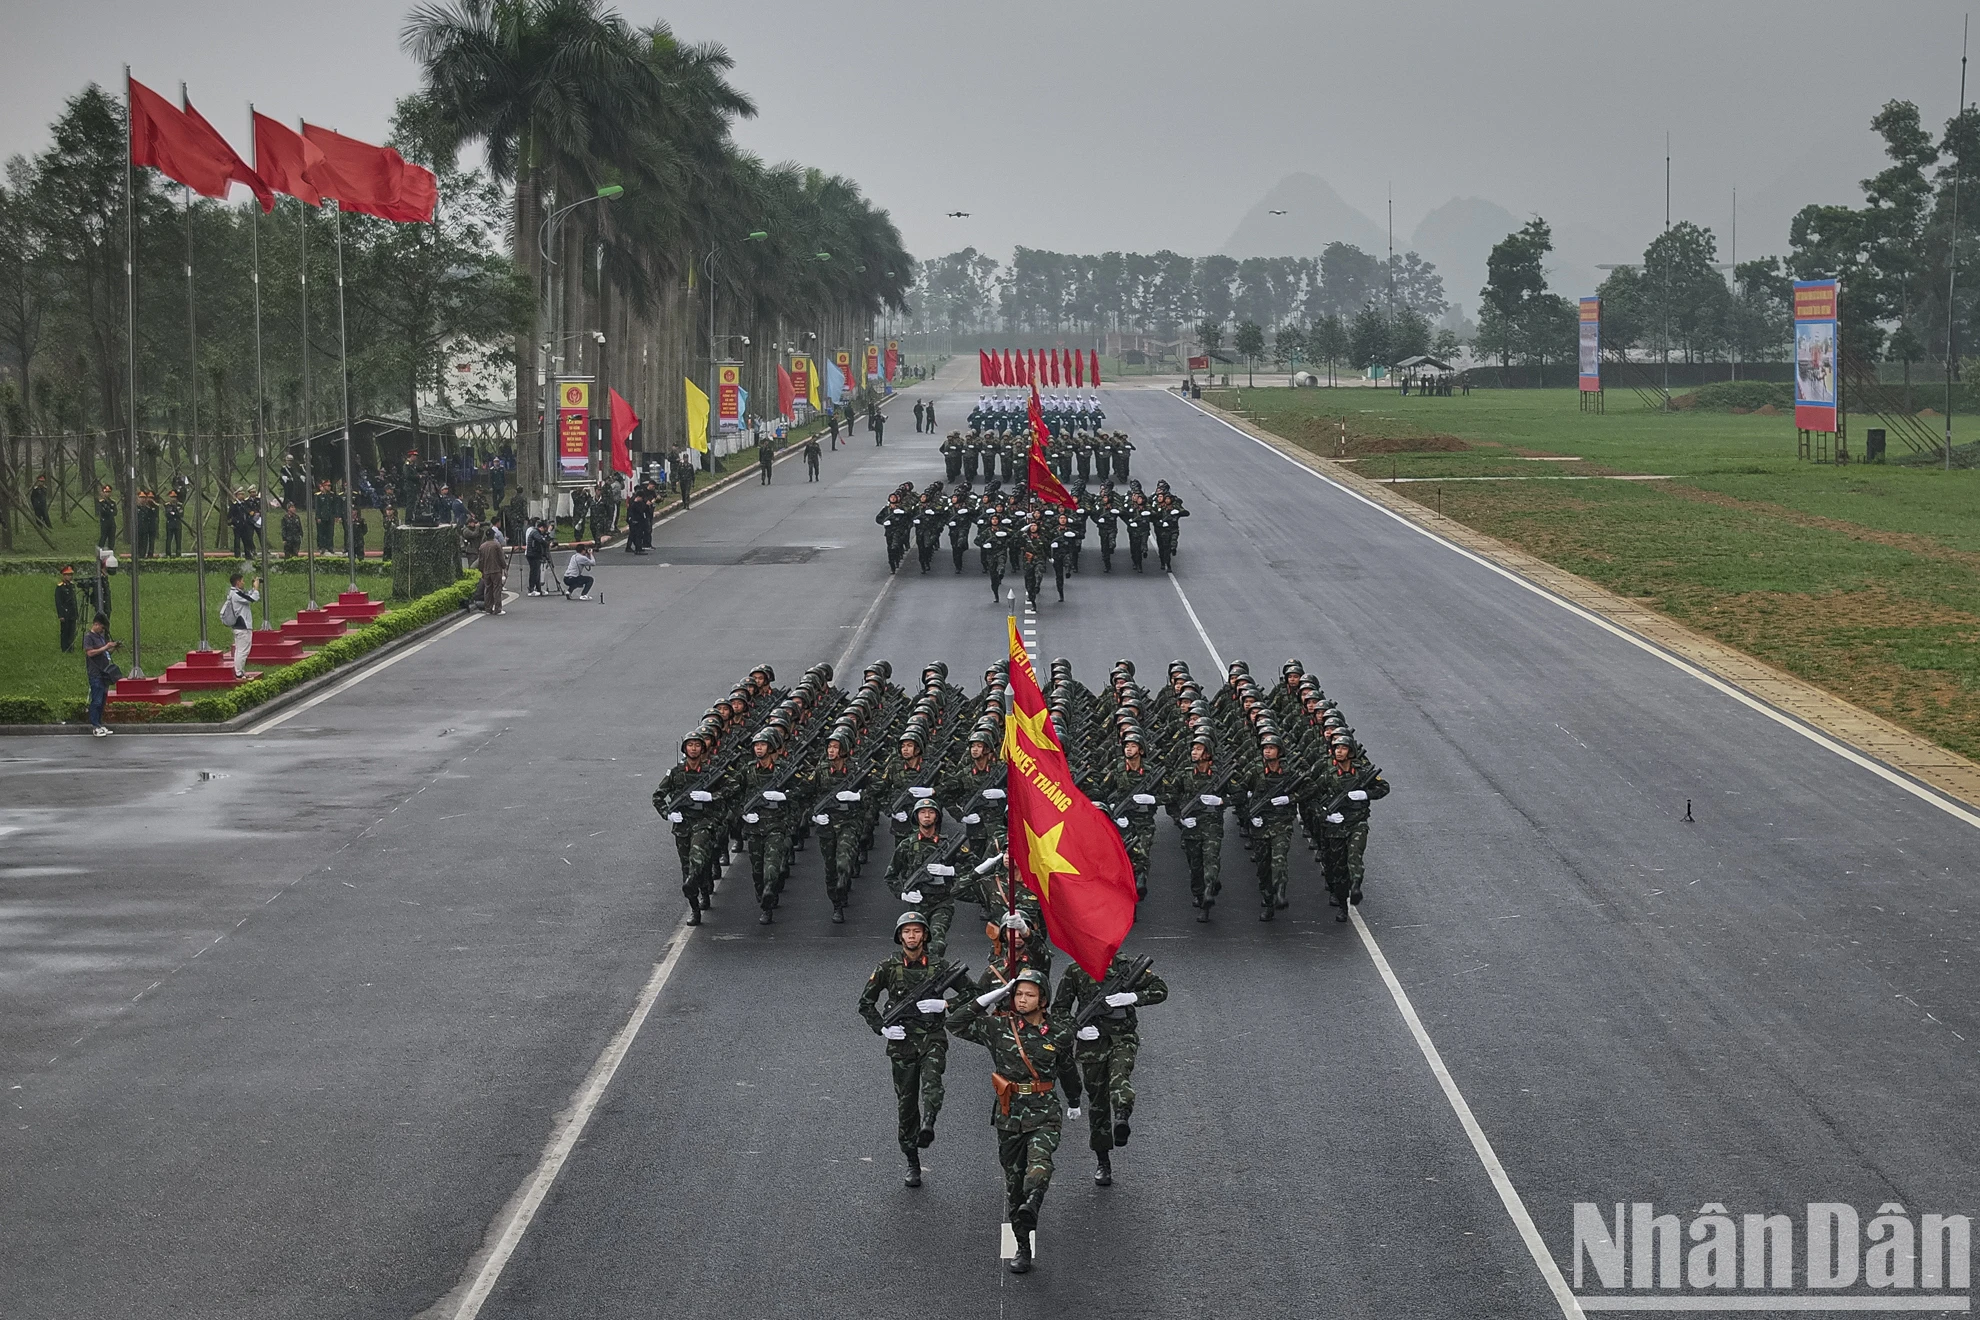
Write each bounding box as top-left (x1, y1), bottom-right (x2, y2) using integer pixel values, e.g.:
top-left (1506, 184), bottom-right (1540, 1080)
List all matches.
top-left (878, 961), bottom-right (974, 1030)
top-left (1071, 954), bottom-right (1154, 1047)
top-left (1310, 764), bottom-right (1384, 820)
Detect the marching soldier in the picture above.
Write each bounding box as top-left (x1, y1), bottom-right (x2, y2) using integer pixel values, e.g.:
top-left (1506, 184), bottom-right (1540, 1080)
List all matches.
top-left (1310, 733), bottom-right (1390, 921)
top-left (859, 912), bottom-right (964, 1187)
top-left (809, 727), bottom-right (865, 923)
top-left (946, 488), bottom-right (974, 573)
top-left (1151, 482), bottom-right (1189, 572)
top-left (945, 970), bottom-right (1081, 1274)
top-left (652, 727), bottom-right (740, 924)
top-left (1171, 734), bottom-right (1229, 919)
top-left (738, 728), bottom-right (808, 923)
top-left (938, 721), bottom-right (1008, 851)
top-left (1245, 734), bottom-right (1301, 920)
top-left (979, 511), bottom-right (1012, 604)
top-left (1102, 728), bottom-right (1169, 900)
top-left (886, 799), bottom-right (972, 956)
top-left (1053, 951), bottom-right (1168, 1187)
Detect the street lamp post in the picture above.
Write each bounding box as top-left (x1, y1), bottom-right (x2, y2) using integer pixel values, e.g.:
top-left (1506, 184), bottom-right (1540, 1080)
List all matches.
top-left (537, 185), bottom-right (622, 518)
top-left (701, 231), bottom-right (768, 461)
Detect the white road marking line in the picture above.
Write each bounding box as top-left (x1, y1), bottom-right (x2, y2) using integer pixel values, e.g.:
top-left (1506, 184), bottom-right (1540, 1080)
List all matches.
top-left (241, 609), bottom-right (485, 735)
top-left (1174, 394), bottom-right (1980, 832)
top-left (1164, 568), bottom-right (1581, 1319)
top-left (999, 1222), bottom-right (1034, 1262)
top-left (437, 918), bottom-right (697, 1320)
top-left (834, 572), bottom-right (903, 675)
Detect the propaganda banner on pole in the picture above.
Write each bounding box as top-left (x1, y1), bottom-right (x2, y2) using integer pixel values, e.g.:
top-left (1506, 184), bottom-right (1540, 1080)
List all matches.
top-left (790, 355), bottom-right (812, 416)
top-left (1793, 279), bottom-right (1840, 433)
top-left (716, 362), bottom-right (742, 433)
top-left (1578, 298), bottom-right (1601, 394)
top-left (555, 379), bottom-right (592, 482)
top-left (884, 339), bottom-right (898, 383)
top-left (864, 343), bottom-right (880, 382)
top-left (834, 350), bottom-right (853, 398)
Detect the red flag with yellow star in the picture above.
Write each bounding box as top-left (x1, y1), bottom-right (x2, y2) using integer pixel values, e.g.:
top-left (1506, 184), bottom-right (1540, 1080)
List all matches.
top-left (1026, 385), bottom-right (1076, 507)
top-left (1001, 618), bottom-right (1138, 977)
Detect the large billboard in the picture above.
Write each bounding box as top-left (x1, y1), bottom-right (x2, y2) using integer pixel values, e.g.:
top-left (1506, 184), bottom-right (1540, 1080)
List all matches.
top-left (555, 379), bottom-right (591, 482)
top-left (1578, 298), bottom-right (1601, 393)
top-left (716, 363), bottom-right (743, 433)
top-left (1793, 279), bottom-right (1839, 433)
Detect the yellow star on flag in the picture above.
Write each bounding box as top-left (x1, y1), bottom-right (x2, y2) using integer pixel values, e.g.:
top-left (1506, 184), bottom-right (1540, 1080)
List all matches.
top-left (1023, 819), bottom-right (1080, 901)
top-left (1007, 699), bottom-right (1060, 754)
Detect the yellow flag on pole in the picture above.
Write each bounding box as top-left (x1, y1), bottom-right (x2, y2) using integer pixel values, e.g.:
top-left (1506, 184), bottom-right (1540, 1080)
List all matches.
top-left (803, 356), bottom-right (821, 411)
top-left (685, 377), bottom-right (710, 453)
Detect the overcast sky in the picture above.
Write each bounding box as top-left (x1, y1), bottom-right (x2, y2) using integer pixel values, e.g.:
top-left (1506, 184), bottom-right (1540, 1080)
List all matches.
top-left (3, 0), bottom-right (1972, 280)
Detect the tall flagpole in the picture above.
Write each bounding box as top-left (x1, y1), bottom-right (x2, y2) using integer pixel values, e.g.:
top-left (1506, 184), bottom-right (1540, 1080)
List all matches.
top-left (300, 191), bottom-right (317, 610)
top-left (123, 68), bottom-right (144, 677)
top-left (185, 174), bottom-right (208, 652)
top-left (248, 103), bottom-right (271, 628)
top-left (334, 204), bottom-right (356, 591)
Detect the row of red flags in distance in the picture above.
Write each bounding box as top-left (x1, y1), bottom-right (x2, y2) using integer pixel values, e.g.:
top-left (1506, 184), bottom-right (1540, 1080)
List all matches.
top-left (128, 76), bottom-right (435, 222)
top-left (978, 347), bottom-right (1100, 390)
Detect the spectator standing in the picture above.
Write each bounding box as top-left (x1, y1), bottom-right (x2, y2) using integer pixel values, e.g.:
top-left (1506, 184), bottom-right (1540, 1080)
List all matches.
top-left (525, 518), bottom-right (552, 595)
top-left (476, 528), bottom-right (509, 614)
top-left (84, 614), bottom-right (119, 735)
top-left (803, 436), bottom-right (822, 482)
top-left (221, 572), bottom-right (260, 679)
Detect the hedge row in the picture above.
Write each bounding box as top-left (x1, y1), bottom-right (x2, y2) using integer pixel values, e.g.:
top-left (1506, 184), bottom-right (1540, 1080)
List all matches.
top-left (0, 555), bottom-right (394, 577)
top-left (4, 578), bottom-right (478, 727)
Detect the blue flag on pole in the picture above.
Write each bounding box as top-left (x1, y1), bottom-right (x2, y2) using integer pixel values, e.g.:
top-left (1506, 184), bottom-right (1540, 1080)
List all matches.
top-left (825, 361), bottom-right (847, 401)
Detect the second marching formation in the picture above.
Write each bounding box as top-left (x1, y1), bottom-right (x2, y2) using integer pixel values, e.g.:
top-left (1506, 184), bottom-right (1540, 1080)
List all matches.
top-left (649, 654), bottom-right (1390, 1271)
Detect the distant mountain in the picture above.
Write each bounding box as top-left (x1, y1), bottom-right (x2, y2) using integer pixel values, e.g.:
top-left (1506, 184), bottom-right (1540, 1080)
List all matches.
top-left (1408, 197), bottom-right (1518, 318)
top-left (1220, 173), bottom-right (1385, 259)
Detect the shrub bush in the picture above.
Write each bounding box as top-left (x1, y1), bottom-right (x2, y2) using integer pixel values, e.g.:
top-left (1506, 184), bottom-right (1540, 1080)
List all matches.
top-left (1678, 380), bottom-right (1793, 412)
top-left (0, 696), bottom-right (53, 723)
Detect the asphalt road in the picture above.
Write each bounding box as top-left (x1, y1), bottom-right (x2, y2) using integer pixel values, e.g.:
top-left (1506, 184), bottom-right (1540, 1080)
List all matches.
top-left (3, 361), bottom-right (1976, 1319)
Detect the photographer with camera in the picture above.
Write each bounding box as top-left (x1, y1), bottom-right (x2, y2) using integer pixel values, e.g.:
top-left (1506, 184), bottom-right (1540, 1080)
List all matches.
top-left (221, 571), bottom-right (261, 678)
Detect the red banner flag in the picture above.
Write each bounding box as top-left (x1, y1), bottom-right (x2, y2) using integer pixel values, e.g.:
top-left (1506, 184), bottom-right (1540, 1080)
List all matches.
top-left (129, 77), bottom-right (233, 199)
top-left (1003, 348), bottom-right (1015, 386)
top-left (608, 388), bottom-right (638, 476)
top-left (182, 97), bottom-right (274, 212)
top-left (252, 113), bottom-right (324, 205)
top-left (1074, 349), bottom-right (1085, 388)
top-left (1026, 386), bottom-right (1076, 507)
top-left (776, 363), bottom-right (796, 420)
top-left (1001, 617), bottom-right (1137, 978)
top-left (302, 123), bottom-right (437, 222)
top-left (1090, 349), bottom-right (1102, 388)
top-left (979, 349), bottom-right (990, 387)
top-left (1050, 348), bottom-right (1061, 386)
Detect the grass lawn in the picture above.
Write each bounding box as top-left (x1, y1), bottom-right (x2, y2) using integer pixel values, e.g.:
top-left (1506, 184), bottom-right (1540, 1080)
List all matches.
top-left (1206, 386), bottom-right (1980, 762)
top-left (1, 567), bottom-right (391, 707)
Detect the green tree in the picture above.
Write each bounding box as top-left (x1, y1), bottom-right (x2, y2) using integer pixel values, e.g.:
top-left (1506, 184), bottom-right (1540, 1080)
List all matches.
top-left (1195, 317), bottom-right (1222, 352)
top-left (1478, 218), bottom-right (1552, 368)
top-left (1272, 323), bottom-right (1305, 372)
top-left (1234, 319), bottom-right (1265, 385)
top-left (1348, 302), bottom-right (1391, 372)
top-left (1639, 221), bottom-right (1731, 363)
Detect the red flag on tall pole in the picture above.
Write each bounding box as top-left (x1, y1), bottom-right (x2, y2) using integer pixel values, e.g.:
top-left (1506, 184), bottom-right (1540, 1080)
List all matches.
top-left (252, 113), bottom-right (324, 205)
top-left (1090, 349), bottom-right (1102, 387)
top-left (1061, 347), bottom-right (1073, 384)
top-left (128, 77), bottom-right (233, 198)
top-left (1004, 348), bottom-right (1015, 386)
top-left (301, 123), bottom-right (437, 222)
top-left (1000, 618), bottom-right (1137, 978)
top-left (1074, 349), bottom-right (1085, 388)
top-left (1026, 385), bottom-right (1076, 507)
top-left (776, 363), bottom-right (796, 420)
top-left (181, 97), bottom-right (274, 212)
top-left (608, 388), bottom-right (638, 476)
top-left (1051, 348), bottom-right (1062, 386)
top-left (978, 349), bottom-right (989, 387)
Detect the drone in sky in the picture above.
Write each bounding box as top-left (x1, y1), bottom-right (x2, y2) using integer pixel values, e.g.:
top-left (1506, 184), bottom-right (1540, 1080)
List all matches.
top-left (946, 210), bottom-right (970, 217)
top-left (1268, 209), bottom-right (1288, 215)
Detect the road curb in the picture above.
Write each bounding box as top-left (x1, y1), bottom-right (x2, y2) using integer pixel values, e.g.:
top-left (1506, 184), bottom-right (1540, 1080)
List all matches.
top-left (1189, 392), bottom-right (1980, 813)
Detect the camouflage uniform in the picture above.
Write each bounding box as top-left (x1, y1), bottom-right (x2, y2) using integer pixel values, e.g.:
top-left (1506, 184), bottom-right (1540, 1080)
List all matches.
top-left (859, 948), bottom-right (963, 1158)
top-left (652, 758), bottom-right (741, 910)
top-left (1310, 758), bottom-right (1391, 913)
top-left (1171, 762), bottom-right (1230, 908)
top-left (809, 759), bottom-right (868, 910)
top-left (945, 993), bottom-right (1082, 1242)
top-left (738, 757), bottom-right (810, 914)
top-left (1245, 761), bottom-right (1302, 915)
top-left (1052, 955), bottom-right (1169, 1154)
top-left (887, 828), bottom-right (973, 956)
top-left (1102, 759), bottom-right (1171, 898)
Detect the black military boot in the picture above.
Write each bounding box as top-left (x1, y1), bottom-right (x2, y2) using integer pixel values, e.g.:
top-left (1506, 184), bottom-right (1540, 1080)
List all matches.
top-left (1196, 902), bottom-right (1212, 923)
top-left (685, 894), bottom-right (702, 927)
top-left (917, 1124), bottom-right (936, 1149)
top-left (758, 907), bottom-right (773, 925)
top-left (831, 904), bottom-right (846, 924)
top-left (1259, 905), bottom-right (1274, 922)
top-left (1094, 1152), bottom-right (1113, 1186)
top-left (1113, 1119), bottom-right (1131, 1146)
top-left (903, 1153), bottom-right (922, 1188)
top-left (1008, 1235), bottom-right (1032, 1274)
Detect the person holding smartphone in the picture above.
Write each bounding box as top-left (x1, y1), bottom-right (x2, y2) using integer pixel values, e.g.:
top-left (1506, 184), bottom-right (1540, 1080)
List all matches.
top-left (222, 571), bottom-right (261, 678)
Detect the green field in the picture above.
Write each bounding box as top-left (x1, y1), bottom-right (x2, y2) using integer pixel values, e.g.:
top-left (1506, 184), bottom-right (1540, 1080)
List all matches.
top-left (1205, 387), bottom-right (1980, 761)
top-left (1, 567), bottom-right (385, 707)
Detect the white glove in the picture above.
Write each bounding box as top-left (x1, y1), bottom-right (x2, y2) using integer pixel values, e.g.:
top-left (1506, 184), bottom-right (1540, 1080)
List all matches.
top-left (689, 790), bottom-right (714, 803)
top-left (1327, 812), bottom-right (1345, 824)
top-left (1200, 794), bottom-right (1223, 806)
top-left (1132, 793), bottom-right (1157, 806)
top-left (812, 813), bottom-right (831, 825)
top-left (962, 812), bottom-right (981, 824)
top-left (901, 889), bottom-right (923, 903)
top-left (1271, 795), bottom-right (1291, 807)
top-left (892, 811), bottom-right (908, 823)
top-left (916, 998), bottom-right (947, 1014)
top-left (882, 1025), bottom-right (907, 1041)
top-left (975, 982), bottom-right (1014, 1008)
top-left (763, 790), bottom-right (786, 802)
top-left (1348, 789), bottom-right (1369, 801)
top-left (983, 788), bottom-right (1006, 799)
top-left (1076, 1025), bottom-right (1100, 1041)
top-left (1251, 816), bottom-right (1264, 827)
top-left (666, 811), bottom-right (684, 823)
top-left (742, 812), bottom-right (760, 824)
top-left (1065, 1106), bottom-right (1082, 1119)
top-left (1180, 817), bottom-right (1197, 829)
top-left (1114, 816), bottom-right (1129, 828)
top-left (836, 790), bottom-right (861, 802)
top-left (909, 786), bottom-right (935, 798)
top-left (1105, 991), bottom-right (1138, 1008)
top-left (926, 863), bottom-right (955, 878)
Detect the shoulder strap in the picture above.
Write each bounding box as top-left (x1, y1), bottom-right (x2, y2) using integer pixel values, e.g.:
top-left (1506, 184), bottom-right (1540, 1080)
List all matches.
top-left (1005, 1016), bottom-right (1044, 1085)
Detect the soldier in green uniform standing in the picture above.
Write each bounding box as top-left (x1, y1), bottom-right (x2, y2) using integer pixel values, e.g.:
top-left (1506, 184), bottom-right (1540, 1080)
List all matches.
top-left (163, 489), bottom-right (185, 557)
top-left (1053, 951), bottom-right (1168, 1186)
top-left (858, 912), bottom-right (964, 1188)
top-left (652, 727), bottom-right (740, 924)
top-left (887, 800), bottom-right (971, 956)
top-left (945, 970), bottom-right (1082, 1274)
top-left (1171, 734), bottom-right (1230, 919)
top-left (95, 485), bottom-right (118, 549)
top-left (1245, 734), bottom-right (1301, 920)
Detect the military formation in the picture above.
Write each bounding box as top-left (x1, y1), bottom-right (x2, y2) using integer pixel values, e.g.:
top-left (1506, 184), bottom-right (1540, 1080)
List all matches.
top-left (650, 652), bottom-right (1388, 1274)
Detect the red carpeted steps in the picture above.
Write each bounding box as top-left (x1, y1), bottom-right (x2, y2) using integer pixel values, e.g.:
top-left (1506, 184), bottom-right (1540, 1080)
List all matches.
top-left (280, 608), bottom-right (350, 643)
top-left (162, 649), bottom-right (260, 690)
top-left (325, 590), bottom-right (386, 623)
top-left (107, 676), bottom-right (182, 706)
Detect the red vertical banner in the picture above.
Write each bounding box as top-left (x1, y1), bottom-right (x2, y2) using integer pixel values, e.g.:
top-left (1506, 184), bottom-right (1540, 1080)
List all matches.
top-left (790, 355), bottom-right (811, 407)
top-left (864, 343), bottom-right (881, 382)
top-left (1003, 349), bottom-right (1015, 385)
top-left (979, 350), bottom-right (990, 386)
top-left (834, 350), bottom-right (853, 397)
top-left (1049, 349), bottom-right (1061, 386)
top-left (1090, 349), bottom-right (1101, 387)
top-left (716, 363), bottom-right (742, 432)
top-left (1075, 350), bottom-right (1085, 388)
top-left (885, 339), bottom-right (898, 382)
top-left (556, 380), bottom-right (591, 482)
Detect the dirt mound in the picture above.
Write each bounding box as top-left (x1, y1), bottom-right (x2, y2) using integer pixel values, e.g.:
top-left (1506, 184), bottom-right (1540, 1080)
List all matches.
top-left (1754, 404), bottom-right (1780, 415)
top-left (1917, 407), bottom-right (1941, 418)
top-left (1345, 432), bottom-right (1471, 456)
